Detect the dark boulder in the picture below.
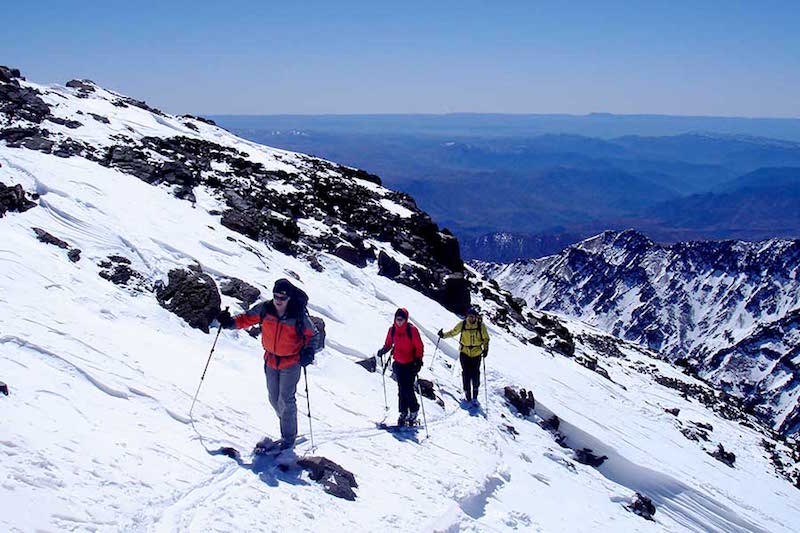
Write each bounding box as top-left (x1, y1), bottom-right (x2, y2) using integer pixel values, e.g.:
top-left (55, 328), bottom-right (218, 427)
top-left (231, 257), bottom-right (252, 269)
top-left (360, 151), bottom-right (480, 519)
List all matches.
top-left (220, 277), bottom-right (261, 307)
top-left (441, 274), bottom-right (470, 316)
top-left (33, 228), bottom-right (70, 248)
top-left (297, 456), bottom-right (358, 501)
top-left (629, 493), bottom-right (656, 521)
top-left (221, 209), bottom-right (261, 241)
top-left (504, 386), bottom-right (535, 417)
top-left (89, 113), bottom-right (110, 124)
top-left (155, 266), bottom-right (221, 333)
top-left (333, 243), bottom-right (366, 267)
top-left (67, 249), bottom-right (81, 262)
top-left (98, 255), bottom-right (146, 290)
top-left (66, 79), bottom-right (96, 94)
top-left (378, 250), bottom-right (401, 278)
top-left (709, 443), bottom-right (736, 467)
top-left (664, 407), bottom-right (680, 416)
top-left (0, 182), bottom-right (37, 216)
top-left (540, 415), bottom-right (560, 432)
top-left (0, 71), bottom-right (51, 123)
top-left (416, 378), bottom-right (445, 407)
top-left (0, 381), bottom-right (8, 396)
top-left (574, 448), bottom-right (608, 467)
top-left (355, 357), bottom-right (377, 373)
top-left (47, 116), bottom-right (83, 129)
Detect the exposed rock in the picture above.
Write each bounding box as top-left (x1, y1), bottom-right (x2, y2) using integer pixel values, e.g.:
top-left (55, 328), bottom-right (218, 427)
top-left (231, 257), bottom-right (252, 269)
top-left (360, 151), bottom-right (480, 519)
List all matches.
top-left (0, 68), bottom-right (52, 123)
top-left (66, 79), bottom-right (96, 94)
top-left (89, 113), bottom-right (110, 124)
top-left (504, 386), bottom-right (535, 417)
top-left (33, 227), bottom-right (69, 248)
top-left (629, 492), bottom-right (656, 521)
top-left (333, 243), bottom-right (366, 267)
top-left (502, 423), bottom-right (520, 438)
top-left (180, 114), bottom-right (217, 126)
top-left (98, 255), bottom-right (146, 291)
top-left (220, 277), bottom-right (261, 307)
top-left (441, 274), bottom-right (470, 316)
top-left (67, 249), bottom-right (81, 262)
top-left (355, 357), bottom-right (377, 373)
top-left (378, 250), bottom-right (401, 278)
top-left (297, 456), bottom-right (358, 501)
top-left (574, 448), bottom-right (608, 467)
top-left (709, 443), bottom-right (736, 467)
top-left (47, 116), bottom-right (82, 129)
top-left (664, 407), bottom-right (680, 416)
top-left (416, 378), bottom-right (444, 407)
top-left (0, 381), bottom-right (8, 396)
top-left (155, 266), bottom-right (221, 333)
top-left (540, 415), bottom-right (560, 432)
top-left (0, 182), bottom-right (37, 216)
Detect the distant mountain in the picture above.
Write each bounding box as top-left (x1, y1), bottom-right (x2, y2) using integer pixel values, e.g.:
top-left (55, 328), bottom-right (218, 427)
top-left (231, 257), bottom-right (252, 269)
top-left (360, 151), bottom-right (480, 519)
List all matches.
top-left (476, 230), bottom-right (800, 435)
top-left (460, 231), bottom-right (586, 262)
top-left (219, 120), bottom-right (800, 257)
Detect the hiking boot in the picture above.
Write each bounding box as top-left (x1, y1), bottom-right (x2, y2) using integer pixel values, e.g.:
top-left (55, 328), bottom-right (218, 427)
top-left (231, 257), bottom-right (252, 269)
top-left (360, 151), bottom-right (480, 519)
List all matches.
top-left (397, 412), bottom-right (407, 427)
top-left (407, 411), bottom-right (419, 426)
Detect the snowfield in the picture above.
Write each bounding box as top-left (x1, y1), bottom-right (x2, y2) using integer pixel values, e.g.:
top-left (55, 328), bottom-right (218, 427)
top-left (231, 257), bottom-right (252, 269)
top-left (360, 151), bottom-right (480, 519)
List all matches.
top-left (1, 74), bottom-right (799, 532)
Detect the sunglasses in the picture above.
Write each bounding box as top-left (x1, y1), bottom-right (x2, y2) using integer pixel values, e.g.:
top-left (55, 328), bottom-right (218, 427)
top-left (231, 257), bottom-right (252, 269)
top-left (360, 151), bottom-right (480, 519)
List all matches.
top-left (394, 315), bottom-right (407, 321)
top-left (273, 293), bottom-right (290, 302)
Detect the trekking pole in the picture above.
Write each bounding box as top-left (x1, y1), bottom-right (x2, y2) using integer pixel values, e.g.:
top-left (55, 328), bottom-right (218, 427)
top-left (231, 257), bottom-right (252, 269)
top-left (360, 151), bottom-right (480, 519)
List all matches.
top-left (482, 356), bottom-right (489, 416)
top-left (303, 366), bottom-right (316, 453)
top-left (189, 324), bottom-right (223, 419)
top-left (417, 377), bottom-right (429, 438)
top-left (380, 354), bottom-right (388, 412)
top-left (430, 338), bottom-right (441, 368)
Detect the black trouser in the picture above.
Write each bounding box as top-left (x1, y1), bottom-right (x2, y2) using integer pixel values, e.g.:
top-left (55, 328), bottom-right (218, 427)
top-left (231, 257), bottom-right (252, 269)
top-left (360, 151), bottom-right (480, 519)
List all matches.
top-left (460, 353), bottom-right (481, 401)
top-left (394, 361), bottom-right (419, 415)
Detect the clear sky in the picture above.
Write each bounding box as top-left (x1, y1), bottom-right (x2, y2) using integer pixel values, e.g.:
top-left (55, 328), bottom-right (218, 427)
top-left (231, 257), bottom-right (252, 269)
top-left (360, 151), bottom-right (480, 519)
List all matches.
top-left (3, 0), bottom-right (798, 117)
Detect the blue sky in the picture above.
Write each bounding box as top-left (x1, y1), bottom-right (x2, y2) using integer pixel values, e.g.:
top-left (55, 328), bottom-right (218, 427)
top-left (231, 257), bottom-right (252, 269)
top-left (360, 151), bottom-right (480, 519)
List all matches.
top-left (3, 0), bottom-right (798, 116)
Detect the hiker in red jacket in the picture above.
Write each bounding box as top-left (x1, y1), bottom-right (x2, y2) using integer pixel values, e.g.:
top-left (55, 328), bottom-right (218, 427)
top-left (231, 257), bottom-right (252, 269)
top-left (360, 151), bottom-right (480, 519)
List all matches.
top-left (376, 308), bottom-right (424, 426)
top-left (215, 278), bottom-right (318, 450)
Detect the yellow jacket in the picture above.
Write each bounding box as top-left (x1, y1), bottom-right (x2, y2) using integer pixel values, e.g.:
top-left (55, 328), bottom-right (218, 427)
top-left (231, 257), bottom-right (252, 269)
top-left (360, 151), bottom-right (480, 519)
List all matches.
top-left (443, 319), bottom-right (489, 358)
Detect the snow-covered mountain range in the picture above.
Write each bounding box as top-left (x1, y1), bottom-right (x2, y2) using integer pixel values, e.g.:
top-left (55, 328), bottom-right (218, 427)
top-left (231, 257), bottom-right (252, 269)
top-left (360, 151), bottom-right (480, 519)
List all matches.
top-left (477, 230), bottom-right (800, 437)
top-left (2, 67), bottom-right (799, 532)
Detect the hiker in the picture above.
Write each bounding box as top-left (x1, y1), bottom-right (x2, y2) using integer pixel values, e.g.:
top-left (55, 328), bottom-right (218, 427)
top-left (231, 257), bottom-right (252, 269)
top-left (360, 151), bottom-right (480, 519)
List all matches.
top-left (438, 306), bottom-right (489, 405)
top-left (376, 308), bottom-right (424, 426)
top-left (214, 278), bottom-right (318, 450)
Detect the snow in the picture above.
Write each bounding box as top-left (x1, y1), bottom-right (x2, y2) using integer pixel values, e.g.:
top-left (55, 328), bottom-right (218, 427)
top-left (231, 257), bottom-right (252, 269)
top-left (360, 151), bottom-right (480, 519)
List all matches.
top-left (1, 77), bottom-right (800, 532)
top-left (379, 198), bottom-right (414, 218)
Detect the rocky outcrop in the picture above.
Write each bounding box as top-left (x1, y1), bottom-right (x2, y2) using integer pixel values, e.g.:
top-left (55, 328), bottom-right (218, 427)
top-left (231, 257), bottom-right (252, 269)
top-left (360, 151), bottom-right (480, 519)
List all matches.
top-left (0, 381), bottom-right (8, 396)
top-left (155, 266), bottom-right (221, 332)
top-left (378, 251), bottom-right (401, 278)
top-left (629, 493), bottom-right (656, 521)
top-left (0, 66), bottom-right (51, 123)
top-left (98, 255), bottom-right (147, 290)
top-left (297, 457), bottom-right (358, 501)
top-left (504, 386), bottom-right (535, 417)
top-left (220, 277), bottom-right (260, 308)
top-left (709, 443), bottom-right (736, 467)
top-left (0, 182), bottom-right (37, 216)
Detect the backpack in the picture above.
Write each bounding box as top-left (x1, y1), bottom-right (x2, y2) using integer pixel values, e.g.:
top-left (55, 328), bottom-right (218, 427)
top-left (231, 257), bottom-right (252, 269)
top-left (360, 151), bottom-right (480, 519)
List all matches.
top-left (460, 317), bottom-right (484, 346)
top-left (260, 283), bottom-right (325, 352)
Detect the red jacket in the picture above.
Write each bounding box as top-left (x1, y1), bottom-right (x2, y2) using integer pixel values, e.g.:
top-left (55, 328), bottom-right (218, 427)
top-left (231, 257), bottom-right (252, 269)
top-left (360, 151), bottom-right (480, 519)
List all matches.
top-left (382, 321), bottom-right (424, 364)
top-left (233, 301), bottom-right (318, 370)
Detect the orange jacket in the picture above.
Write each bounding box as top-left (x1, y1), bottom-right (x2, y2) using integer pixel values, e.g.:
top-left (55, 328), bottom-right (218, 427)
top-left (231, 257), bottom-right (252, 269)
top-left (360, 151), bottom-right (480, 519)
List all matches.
top-left (382, 321), bottom-right (424, 364)
top-left (233, 301), bottom-right (318, 370)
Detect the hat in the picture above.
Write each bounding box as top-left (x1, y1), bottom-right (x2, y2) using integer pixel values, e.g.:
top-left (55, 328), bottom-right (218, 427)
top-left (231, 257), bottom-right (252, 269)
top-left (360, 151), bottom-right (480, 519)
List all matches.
top-left (394, 307), bottom-right (409, 320)
top-left (273, 278), bottom-right (295, 296)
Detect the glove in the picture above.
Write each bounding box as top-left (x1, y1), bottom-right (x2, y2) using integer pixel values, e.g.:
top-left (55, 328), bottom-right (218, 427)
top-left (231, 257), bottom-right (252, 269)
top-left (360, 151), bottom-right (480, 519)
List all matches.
top-left (412, 359), bottom-right (423, 374)
top-left (216, 308), bottom-right (234, 329)
top-left (437, 329), bottom-right (444, 338)
top-left (482, 346), bottom-right (489, 359)
top-left (299, 346), bottom-right (315, 367)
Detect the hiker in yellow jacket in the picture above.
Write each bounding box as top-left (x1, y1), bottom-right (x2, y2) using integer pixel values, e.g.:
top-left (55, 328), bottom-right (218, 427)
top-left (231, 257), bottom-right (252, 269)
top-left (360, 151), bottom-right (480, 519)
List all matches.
top-left (438, 306), bottom-right (489, 405)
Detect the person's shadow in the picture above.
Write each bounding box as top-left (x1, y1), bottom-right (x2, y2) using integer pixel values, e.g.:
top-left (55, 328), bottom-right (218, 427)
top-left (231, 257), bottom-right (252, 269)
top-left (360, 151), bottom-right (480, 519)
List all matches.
top-left (208, 447), bottom-right (310, 488)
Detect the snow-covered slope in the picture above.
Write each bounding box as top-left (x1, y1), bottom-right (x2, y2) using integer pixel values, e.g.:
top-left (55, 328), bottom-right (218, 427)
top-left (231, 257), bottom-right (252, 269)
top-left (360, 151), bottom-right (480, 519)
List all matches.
top-left (476, 230), bottom-right (800, 436)
top-left (2, 68), bottom-right (799, 532)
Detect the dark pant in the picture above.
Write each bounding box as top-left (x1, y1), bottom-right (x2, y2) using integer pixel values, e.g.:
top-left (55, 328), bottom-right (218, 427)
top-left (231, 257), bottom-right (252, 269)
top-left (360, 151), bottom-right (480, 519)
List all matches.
top-left (460, 353), bottom-right (481, 401)
top-left (394, 361), bottom-right (419, 415)
top-left (264, 362), bottom-right (302, 445)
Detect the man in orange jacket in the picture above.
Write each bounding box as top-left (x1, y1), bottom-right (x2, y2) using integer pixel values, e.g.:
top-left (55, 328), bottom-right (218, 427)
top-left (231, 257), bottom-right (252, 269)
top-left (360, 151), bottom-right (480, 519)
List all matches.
top-left (216, 278), bottom-right (318, 450)
top-left (377, 308), bottom-right (424, 427)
